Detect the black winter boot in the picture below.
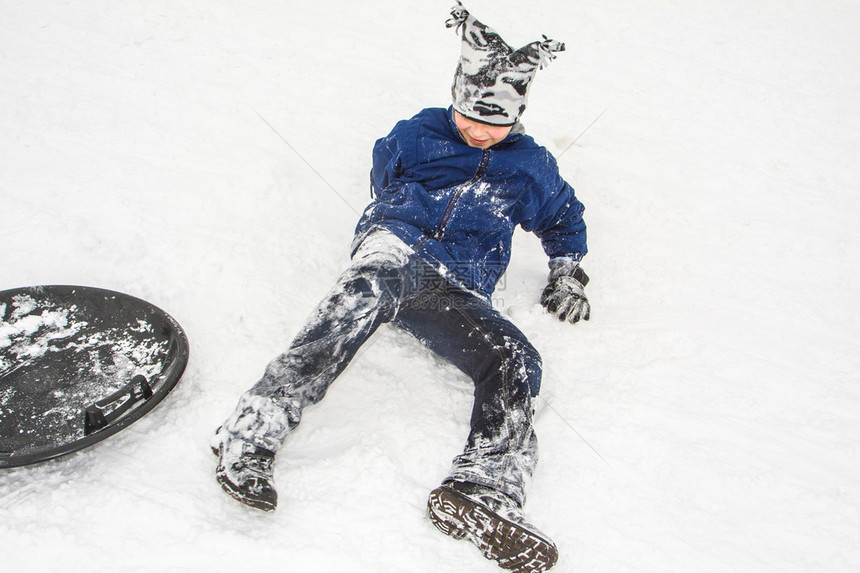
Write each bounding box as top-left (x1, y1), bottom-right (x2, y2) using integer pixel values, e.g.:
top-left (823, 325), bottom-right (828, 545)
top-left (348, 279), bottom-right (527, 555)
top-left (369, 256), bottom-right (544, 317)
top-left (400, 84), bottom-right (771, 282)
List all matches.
top-left (428, 481), bottom-right (558, 572)
top-left (215, 434), bottom-right (278, 512)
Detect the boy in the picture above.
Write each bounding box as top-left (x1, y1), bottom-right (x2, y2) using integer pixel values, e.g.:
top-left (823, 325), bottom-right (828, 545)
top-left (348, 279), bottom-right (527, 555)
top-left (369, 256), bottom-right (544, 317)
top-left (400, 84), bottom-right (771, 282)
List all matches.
top-left (213, 3), bottom-right (589, 571)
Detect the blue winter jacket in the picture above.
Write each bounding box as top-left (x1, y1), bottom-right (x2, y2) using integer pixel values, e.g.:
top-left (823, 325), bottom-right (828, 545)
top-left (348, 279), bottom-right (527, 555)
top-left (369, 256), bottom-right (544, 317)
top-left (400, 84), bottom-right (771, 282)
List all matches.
top-left (354, 106), bottom-right (587, 298)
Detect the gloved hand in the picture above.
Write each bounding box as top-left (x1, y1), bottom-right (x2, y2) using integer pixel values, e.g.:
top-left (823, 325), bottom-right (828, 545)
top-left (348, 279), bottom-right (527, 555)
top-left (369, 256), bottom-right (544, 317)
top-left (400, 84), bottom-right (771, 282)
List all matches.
top-left (541, 259), bottom-right (590, 324)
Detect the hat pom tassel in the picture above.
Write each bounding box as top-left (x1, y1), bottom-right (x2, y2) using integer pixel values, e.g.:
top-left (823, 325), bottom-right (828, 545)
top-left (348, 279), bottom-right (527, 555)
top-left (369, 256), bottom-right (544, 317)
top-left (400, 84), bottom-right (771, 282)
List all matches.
top-left (446, 1), bottom-right (469, 32)
top-left (538, 35), bottom-right (565, 69)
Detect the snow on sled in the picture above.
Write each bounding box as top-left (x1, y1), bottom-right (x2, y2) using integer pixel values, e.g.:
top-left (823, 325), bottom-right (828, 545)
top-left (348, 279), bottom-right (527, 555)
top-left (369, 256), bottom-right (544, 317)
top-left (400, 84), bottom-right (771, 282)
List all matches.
top-left (0, 285), bottom-right (189, 468)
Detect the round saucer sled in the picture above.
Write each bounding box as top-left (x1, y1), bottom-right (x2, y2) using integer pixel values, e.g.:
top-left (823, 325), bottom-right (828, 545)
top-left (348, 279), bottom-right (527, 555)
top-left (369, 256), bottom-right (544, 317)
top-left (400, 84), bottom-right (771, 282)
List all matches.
top-left (0, 285), bottom-right (189, 468)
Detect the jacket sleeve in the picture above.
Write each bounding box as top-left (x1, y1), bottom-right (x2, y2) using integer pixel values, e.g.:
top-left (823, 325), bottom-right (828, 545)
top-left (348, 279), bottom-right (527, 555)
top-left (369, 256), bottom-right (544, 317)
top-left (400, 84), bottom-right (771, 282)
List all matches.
top-left (370, 117), bottom-right (417, 197)
top-left (523, 152), bottom-right (588, 261)
top-left (370, 135), bottom-right (400, 197)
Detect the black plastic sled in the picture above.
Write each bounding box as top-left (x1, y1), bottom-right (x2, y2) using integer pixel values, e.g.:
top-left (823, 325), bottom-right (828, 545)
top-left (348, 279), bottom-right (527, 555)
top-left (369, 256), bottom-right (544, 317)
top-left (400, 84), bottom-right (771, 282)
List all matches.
top-left (0, 285), bottom-right (189, 468)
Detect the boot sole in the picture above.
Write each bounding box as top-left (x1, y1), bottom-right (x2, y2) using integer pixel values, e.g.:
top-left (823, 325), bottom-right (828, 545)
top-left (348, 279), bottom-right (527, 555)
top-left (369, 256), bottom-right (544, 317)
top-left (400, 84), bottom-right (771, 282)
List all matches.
top-left (213, 428), bottom-right (278, 513)
top-left (215, 469), bottom-right (277, 512)
top-left (428, 485), bottom-right (558, 572)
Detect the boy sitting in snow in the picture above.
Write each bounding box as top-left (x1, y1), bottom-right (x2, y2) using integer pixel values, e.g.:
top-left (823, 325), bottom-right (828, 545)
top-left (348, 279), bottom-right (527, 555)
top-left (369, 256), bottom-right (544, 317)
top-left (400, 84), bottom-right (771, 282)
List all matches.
top-left (213, 3), bottom-right (588, 571)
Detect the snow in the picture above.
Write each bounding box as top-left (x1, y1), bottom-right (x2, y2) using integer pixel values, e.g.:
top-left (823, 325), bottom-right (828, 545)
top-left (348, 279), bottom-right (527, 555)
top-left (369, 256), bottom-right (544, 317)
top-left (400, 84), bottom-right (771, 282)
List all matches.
top-left (1, 0), bottom-right (858, 571)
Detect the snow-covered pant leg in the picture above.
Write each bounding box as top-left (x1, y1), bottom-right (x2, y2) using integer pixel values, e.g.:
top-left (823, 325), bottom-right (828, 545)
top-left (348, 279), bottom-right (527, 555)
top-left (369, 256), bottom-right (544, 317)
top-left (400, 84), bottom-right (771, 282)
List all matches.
top-left (394, 287), bottom-right (541, 508)
top-left (220, 231), bottom-right (414, 452)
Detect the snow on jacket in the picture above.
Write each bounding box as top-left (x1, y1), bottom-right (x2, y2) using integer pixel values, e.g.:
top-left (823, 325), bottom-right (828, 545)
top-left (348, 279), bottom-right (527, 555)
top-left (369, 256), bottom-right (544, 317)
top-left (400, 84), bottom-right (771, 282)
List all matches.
top-left (353, 106), bottom-right (587, 298)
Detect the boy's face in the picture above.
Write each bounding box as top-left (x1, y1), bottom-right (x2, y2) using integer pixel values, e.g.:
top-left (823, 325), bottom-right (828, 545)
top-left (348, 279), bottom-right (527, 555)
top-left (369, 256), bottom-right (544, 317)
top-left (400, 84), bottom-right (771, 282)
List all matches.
top-left (453, 111), bottom-right (513, 150)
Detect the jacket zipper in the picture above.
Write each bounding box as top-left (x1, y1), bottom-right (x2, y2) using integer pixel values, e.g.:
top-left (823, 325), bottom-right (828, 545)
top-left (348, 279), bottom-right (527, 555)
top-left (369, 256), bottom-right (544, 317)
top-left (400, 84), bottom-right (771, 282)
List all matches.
top-left (431, 149), bottom-right (491, 241)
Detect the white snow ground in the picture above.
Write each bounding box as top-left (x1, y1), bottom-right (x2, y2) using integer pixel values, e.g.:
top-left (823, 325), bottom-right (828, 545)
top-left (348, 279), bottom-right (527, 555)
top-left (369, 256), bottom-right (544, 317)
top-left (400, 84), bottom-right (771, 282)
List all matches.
top-left (2, 0), bottom-right (859, 571)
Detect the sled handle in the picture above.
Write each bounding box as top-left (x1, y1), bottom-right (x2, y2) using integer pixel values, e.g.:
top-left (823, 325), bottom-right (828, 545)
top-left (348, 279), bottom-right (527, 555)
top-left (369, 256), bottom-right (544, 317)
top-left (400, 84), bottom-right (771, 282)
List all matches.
top-left (84, 375), bottom-right (154, 436)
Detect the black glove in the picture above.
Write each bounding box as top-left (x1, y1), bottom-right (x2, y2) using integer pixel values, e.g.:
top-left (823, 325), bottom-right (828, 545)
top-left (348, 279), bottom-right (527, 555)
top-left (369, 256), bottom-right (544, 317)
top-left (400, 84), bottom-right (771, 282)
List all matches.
top-left (541, 260), bottom-right (590, 324)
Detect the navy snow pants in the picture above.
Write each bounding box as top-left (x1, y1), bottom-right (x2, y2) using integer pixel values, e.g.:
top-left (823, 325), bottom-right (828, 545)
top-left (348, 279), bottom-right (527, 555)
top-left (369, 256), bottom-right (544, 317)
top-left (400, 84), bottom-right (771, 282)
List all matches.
top-left (221, 230), bottom-right (541, 506)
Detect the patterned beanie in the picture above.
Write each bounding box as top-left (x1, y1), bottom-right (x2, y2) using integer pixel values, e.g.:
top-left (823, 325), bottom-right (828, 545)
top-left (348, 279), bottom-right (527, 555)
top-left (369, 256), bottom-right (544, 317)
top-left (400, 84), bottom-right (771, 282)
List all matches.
top-left (447, 1), bottom-right (565, 126)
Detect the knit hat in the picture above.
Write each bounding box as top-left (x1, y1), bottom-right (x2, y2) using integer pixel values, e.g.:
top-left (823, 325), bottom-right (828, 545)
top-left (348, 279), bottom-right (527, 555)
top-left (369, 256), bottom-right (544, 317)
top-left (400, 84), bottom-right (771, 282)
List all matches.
top-left (446, 1), bottom-right (565, 126)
